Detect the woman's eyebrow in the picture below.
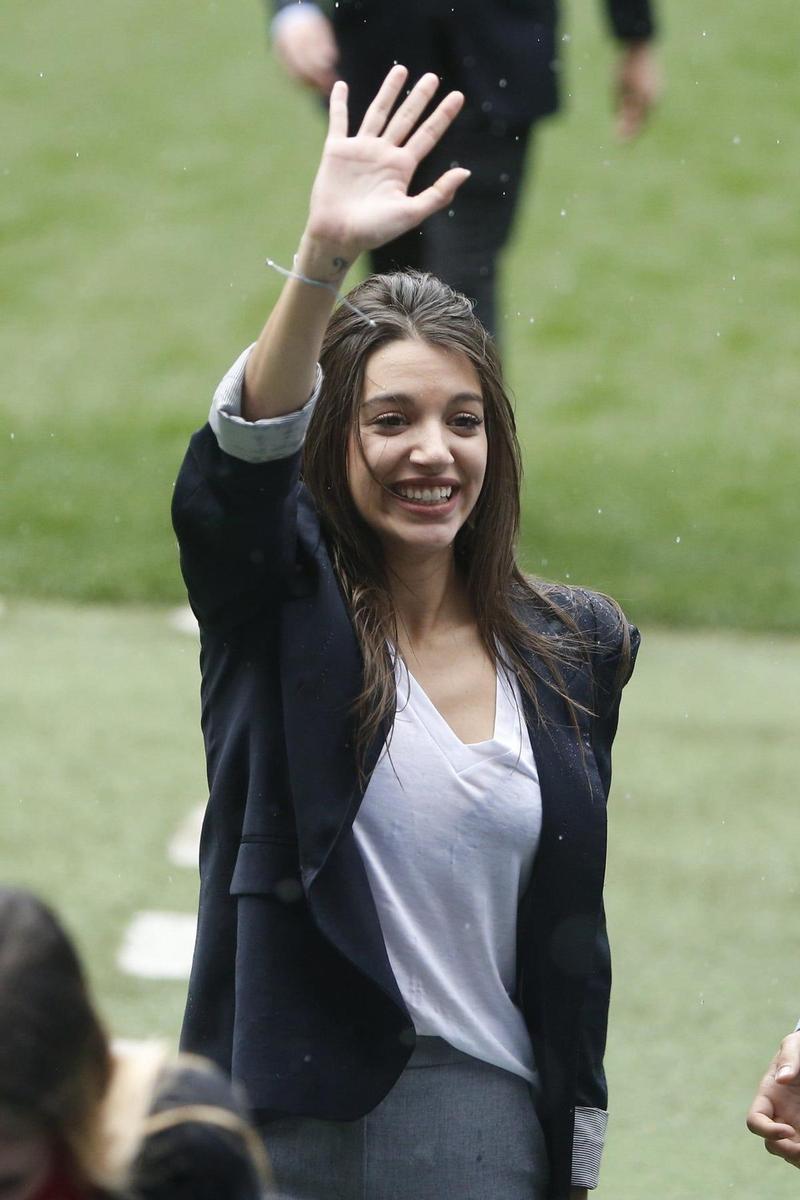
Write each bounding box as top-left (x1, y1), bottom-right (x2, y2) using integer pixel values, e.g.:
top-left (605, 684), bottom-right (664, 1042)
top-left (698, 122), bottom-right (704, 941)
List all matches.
top-left (360, 391), bottom-right (483, 409)
top-left (360, 392), bottom-right (413, 409)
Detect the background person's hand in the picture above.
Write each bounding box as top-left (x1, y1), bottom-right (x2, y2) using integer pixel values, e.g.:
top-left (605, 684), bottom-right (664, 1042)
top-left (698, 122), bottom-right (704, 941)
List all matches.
top-left (273, 8), bottom-right (338, 95)
top-left (614, 41), bottom-right (661, 140)
top-left (304, 66), bottom-right (471, 261)
top-left (747, 1031), bottom-right (800, 1166)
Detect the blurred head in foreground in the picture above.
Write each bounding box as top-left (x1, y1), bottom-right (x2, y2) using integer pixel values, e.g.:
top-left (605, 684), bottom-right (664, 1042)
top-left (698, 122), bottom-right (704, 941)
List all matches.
top-left (0, 885), bottom-right (111, 1199)
top-left (0, 886), bottom-right (270, 1200)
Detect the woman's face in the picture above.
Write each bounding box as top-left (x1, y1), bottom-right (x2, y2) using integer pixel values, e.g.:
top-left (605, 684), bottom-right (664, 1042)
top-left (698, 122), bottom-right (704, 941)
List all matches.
top-left (347, 338), bottom-right (487, 559)
top-left (0, 1127), bottom-right (51, 1200)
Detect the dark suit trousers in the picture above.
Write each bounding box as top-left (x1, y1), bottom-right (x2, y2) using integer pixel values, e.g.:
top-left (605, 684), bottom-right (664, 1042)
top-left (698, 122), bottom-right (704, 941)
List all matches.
top-left (368, 113), bottom-right (532, 338)
top-left (334, 10), bottom-right (534, 337)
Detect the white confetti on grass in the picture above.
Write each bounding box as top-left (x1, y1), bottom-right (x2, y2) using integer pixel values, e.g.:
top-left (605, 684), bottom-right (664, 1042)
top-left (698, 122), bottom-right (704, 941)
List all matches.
top-left (118, 911), bottom-right (196, 980)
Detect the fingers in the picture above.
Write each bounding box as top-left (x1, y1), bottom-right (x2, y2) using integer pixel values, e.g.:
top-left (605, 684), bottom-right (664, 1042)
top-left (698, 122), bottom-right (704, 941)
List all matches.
top-left (327, 80), bottom-right (349, 139)
top-left (358, 65), bottom-right (409, 137)
top-left (382, 72), bottom-right (440, 144)
top-left (357, 67), bottom-right (463, 154)
top-left (765, 1135), bottom-right (800, 1166)
top-left (615, 95), bottom-right (647, 142)
top-left (404, 90), bottom-right (465, 162)
top-left (776, 1033), bottom-right (800, 1082)
top-left (747, 1105), bottom-right (796, 1140)
top-left (406, 166), bottom-right (472, 225)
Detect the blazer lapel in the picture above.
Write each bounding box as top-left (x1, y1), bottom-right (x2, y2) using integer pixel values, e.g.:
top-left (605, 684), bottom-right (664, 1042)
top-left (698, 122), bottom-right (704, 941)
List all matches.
top-left (517, 638), bottom-right (608, 936)
top-left (279, 496), bottom-right (405, 1013)
top-left (279, 495), bottom-right (382, 881)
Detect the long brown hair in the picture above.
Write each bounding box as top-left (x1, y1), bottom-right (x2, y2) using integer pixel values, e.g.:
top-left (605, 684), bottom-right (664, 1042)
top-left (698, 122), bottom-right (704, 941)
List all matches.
top-left (303, 271), bottom-right (626, 769)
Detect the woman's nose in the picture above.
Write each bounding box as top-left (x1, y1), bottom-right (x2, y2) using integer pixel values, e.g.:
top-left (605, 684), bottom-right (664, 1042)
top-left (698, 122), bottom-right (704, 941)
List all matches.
top-left (408, 424), bottom-right (454, 467)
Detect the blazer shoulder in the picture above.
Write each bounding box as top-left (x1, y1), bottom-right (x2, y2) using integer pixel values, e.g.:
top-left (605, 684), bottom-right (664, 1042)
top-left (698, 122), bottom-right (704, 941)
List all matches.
top-left (531, 581), bottom-right (640, 702)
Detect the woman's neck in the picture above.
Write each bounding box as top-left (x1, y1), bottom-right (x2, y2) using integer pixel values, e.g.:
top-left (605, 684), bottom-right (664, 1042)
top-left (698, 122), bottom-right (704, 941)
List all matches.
top-left (385, 546), bottom-right (472, 645)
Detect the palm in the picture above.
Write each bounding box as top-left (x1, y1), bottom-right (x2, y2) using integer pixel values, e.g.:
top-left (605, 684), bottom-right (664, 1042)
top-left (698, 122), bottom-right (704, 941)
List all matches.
top-left (306, 67), bottom-right (469, 257)
top-left (311, 137), bottom-right (422, 250)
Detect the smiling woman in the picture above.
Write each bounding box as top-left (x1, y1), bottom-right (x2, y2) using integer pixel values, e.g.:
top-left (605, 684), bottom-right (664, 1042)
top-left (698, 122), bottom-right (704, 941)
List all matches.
top-left (350, 338), bottom-right (486, 545)
top-left (172, 65), bottom-right (639, 1200)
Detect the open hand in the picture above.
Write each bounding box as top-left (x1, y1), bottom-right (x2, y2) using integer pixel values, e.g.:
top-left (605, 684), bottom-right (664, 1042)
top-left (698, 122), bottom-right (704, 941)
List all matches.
top-left (747, 1031), bottom-right (800, 1167)
top-left (305, 66), bottom-right (471, 261)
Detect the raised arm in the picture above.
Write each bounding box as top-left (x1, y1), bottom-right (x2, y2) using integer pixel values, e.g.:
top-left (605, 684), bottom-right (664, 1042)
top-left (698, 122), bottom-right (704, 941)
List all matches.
top-left (242, 65), bottom-right (470, 422)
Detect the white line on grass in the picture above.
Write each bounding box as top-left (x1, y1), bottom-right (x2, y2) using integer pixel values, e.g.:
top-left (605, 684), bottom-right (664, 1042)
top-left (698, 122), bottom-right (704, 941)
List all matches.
top-left (117, 911), bottom-right (196, 980)
top-left (168, 803), bottom-right (204, 869)
top-left (168, 605), bottom-right (198, 636)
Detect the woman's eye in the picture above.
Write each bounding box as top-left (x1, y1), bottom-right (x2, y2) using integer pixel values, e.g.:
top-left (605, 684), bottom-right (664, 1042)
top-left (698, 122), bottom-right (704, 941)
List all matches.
top-left (451, 412), bottom-right (483, 430)
top-left (372, 412), bottom-right (407, 429)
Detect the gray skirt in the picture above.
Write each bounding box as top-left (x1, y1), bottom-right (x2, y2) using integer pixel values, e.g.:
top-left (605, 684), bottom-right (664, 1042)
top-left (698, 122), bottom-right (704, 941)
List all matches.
top-left (259, 1038), bottom-right (549, 1200)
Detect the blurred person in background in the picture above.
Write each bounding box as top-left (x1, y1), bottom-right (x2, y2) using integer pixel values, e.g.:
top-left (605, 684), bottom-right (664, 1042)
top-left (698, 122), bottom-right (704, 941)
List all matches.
top-left (268, 0), bottom-right (660, 336)
top-left (173, 66), bottom-right (638, 1200)
top-left (747, 1028), bottom-right (800, 1168)
top-left (0, 886), bottom-right (271, 1200)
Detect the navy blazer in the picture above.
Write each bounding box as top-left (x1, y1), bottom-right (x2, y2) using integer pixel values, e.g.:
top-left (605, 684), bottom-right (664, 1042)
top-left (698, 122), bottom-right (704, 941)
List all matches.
top-left (172, 424), bottom-right (639, 1200)
top-left (272, 0), bottom-right (656, 128)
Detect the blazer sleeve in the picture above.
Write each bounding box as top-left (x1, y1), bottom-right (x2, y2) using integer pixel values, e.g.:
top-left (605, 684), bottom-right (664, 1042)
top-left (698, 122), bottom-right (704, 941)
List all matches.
top-left (572, 593), bottom-right (640, 1184)
top-left (172, 426), bottom-right (303, 632)
top-left (588, 591), bottom-right (641, 796)
top-left (604, 0), bottom-right (656, 41)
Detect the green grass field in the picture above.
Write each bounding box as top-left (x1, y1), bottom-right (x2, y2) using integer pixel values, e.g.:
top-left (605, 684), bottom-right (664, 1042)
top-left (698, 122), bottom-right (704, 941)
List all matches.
top-left (2, 0), bottom-right (799, 628)
top-left (1, 599), bottom-right (799, 1197)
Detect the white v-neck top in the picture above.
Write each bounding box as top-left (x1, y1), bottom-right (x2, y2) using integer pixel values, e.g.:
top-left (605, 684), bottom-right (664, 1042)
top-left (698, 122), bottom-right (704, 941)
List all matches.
top-left (352, 656), bottom-right (543, 1084)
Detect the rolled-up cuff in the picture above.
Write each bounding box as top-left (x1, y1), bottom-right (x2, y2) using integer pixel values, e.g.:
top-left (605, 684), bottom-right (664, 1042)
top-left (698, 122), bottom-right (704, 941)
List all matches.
top-left (209, 343), bottom-right (321, 463)
top-left (571, 1106), bottom-right (608, 1190)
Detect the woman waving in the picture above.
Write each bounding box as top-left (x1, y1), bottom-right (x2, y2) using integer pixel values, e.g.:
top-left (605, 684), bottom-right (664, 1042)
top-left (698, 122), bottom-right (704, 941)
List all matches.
top-left (173, 65), bottom-right (638, 1200)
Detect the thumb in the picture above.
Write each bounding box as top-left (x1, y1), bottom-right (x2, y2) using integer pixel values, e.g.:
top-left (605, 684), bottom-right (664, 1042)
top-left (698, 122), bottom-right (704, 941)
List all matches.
top-left (776, 1035), bottom-right (800, 1083)
top-left (407, 167), bottom-right (472, 224)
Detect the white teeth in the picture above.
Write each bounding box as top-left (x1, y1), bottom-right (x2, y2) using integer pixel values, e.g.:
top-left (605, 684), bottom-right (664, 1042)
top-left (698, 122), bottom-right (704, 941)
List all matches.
top-left (396, 485), bottom-right (453, 504)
